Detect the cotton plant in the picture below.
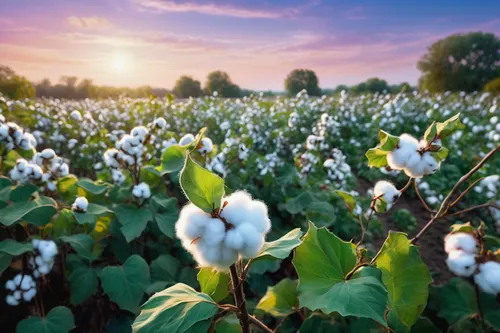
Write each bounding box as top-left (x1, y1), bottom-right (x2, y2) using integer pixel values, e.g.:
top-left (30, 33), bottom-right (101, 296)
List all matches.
top-left (5, 274), bottom-right (37, 306)
top-left (0, 120), bottom-right (37, 152)
top-left (323, 148), bottom-right (353, 188)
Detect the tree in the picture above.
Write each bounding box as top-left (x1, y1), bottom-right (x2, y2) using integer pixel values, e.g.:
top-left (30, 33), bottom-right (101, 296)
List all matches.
top-left (204, 71), bottom-right (241, 97)
top-left (284, 69), bottom-right (321, 96)
top-left (0, 65), bottom-right (35, 99)
top-left (351, 78), bottom-right (389, 94)
top-left (418, 32), bottom-right (500, 92)
top-left (173, 76), bottom-right (203, 98)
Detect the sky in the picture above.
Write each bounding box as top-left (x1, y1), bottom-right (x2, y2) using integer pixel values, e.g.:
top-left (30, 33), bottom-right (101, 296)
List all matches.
top-left (1, 0), bottom-right (499, 90)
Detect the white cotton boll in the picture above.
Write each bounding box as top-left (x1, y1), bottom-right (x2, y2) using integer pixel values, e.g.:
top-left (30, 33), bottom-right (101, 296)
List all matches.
top-left (202, 218), bottom-right (226, 246)
top-left (32, 239), bottom-right (40, 249)
top-left (0, 124), bottom-right (8, 139)
top-left (154, 117), bottom-right (166, 129)
top-left (446, 250), bottom-right (477, 277)
top-left (35, 255), bottom-right (44, 266)
top-left (6, 295), bottom-right (19, 306)
top-left (444, 232), bottom-right (478, 254)
top-left (72, 196), bottom-right (88, 212)
top-left (246, 200), bottom-right (271, 234)
top-left (70, 110), bottom-right (82, 121)
top-left (475, 261), bottom-right (500, 295)
top-left (9, 168), bottom-right (21, 181)
top-left (198, 137), bottom-right (213, 154)
top-left (38, 264), bottom-right (50, 274)
top-left (131, 126), bottom-right (149, 141)
top-left (373, 181), bottom-right (400, 204)
top-left (23, 288), bottom-right (37, 302)
top-left (5, 280), bottom-right (16, 291)
top-left (179, 134), bottom-right (195, 146)
top-left (323, 159), bottom-right (335, 168)
top-left (41, 148), bottom-right (55, 159)
top-left (59, 163), bottom-right (69, 176)
top-left (16, 159), bottom-right (28, 172)
top-left (421, 152), bottom-right (440, 175)
top-left (31, 165), bottom-right (43, 180)
top-left (176, 203), bottom-right (211, 241)
top-left (220, 191), bottom-right (253, 226)
top-left (42, 173), bottom-right (51, 182)
top-left (68, 139), bottom-right (78, 149)
top-left (237, 223), bottom-right (264, 258)
top-left (47, 182), bottom-right (56, 192)
top-left (13, 290), bottom-right (21, 300)
top-left (20, 276), bottom-right (34, 290)
top-left (224, 229), bottom-right (244, 250)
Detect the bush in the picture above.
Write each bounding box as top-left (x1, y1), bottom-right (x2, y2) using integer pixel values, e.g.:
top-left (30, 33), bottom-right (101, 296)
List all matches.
top-left (392, 208), bottom-right (417, 233)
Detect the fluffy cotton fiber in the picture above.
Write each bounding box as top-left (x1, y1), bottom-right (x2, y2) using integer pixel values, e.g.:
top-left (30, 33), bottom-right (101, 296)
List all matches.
top-left (373, 181), bottom-right (400, 210)
top-left (444, 232), bottom-right (478, 277)
top-left (474, 261), bottom-right (500, 295)
top-left (176, 191), bottom-right (271, 270)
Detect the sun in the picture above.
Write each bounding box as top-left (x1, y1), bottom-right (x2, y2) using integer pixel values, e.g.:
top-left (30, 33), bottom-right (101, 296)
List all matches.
top-left (111, 54), bottom-right (128, 72)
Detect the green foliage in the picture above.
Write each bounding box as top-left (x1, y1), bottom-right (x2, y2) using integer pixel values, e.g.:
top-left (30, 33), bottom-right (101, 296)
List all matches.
top-left (204, 71), bottom-right (241, 97)
top-left (0, 65), bottom-right (35, 99)
top-left (255, 228), bottom-right (303, 261)
top-left (16, 306), bottom-right (74, 333)
top-left (484, 77), bottom-right (500, 94)
top-left (69, 267), bottom-right (98, 305)
top-left (173, 76), bottom-right (203, 98)
top-left (132, 283), bottom-right (218, 333)
top-left (284, 69), bottom-right (321, 96)
top-left (197, 268), bottom-right (230, 303)
top-left (256, 278), bottom-right (298, 317)
top-left (0, 239), bottom-right (33, 255)
top-left (418, 32), bottom-right (500, 92)
top-left (115, 205), bottom-right (153, 242)
top-left (392, 209), bottom-right (417, 233)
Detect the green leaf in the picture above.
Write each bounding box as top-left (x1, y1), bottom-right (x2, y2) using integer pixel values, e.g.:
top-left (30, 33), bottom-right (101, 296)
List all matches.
top-left (73, 203), bottom-right (111, 225)
top-left (214, 314), bottom-right (242, 333)
top-left (69, 267), bottom-right (98, 305)
top-left (179, 153), bottom-right (225, 213)
top-left (449, 222), bottom-right (475, 234)
top-left (60, 234), bottom-right (94, 261)
top-left (0, 176), bottom-right (12, 203)
top-left (100, 255), bottom-right (150, 313)
top-left (44, 209), bottom-right (76, 238)
top-left (374, 197), bottom-right (388, 213)
top-left (376, 232), bottom-right (432, 332)
top-left (16, 306), bottom-right (75, 333)
top-left (197, 268), bottom-right (230, 303)
top-left (256, 278), bottom-right (298, 317)
top-left (0, 252), bottom-right (12, 274)
top-left (255, 228), bottom-right (303, 261)
top-left (286, 192), bottom-right (334, 216)
top-left (431, 146), bottom-right (449, 162)
top-left (424, 122), bottom-right (438, 144)
top-left (410, 317), bottom-right (441, 333)
top-left (56, 175), bottom-right (78, 201)
top-left (299, 314), bottom-right (339, 333)
top-left (115, 205), bottom-right (153, 243)
top-left (132, 283), bottom-right (218, 333)
top-left (76, 178), bottom-right (109, 195)
top-left (365, 148), bottom-right (388, 168)
top-left (157, 145), bottom-right (187, 175)
top-left (335, 190), bottom-right (357, 214)
top-left (436, 278), bottom-right (477, 325)
top-left (155, 212), bottom-right (177, 239)
top-left (10, 183), bottom-right (37, 202)
top-left (378, 130), bottom-right (399, 151)
top-left (151, 254), bottom-right (180, 286)
top-left (292, 222), bottom-right (387, 325)
top-left (436, 113), bottom-right (462, 139)
top-left (0, 239), bottom-right (33, 256)
top-left (0, 201), bottom-right (57, 226)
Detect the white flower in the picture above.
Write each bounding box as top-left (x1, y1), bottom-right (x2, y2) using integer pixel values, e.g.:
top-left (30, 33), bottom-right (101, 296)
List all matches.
top-left (72, 196), bottom-right (88, 212)
top-left (444, 232), bottom-right (478, 254)
top-left (179, 133), bottom-right (195, 146)
top-left (176, 191), bottom-right (271, 270)
top-left (132, 182), bottom-right (151, 199)
top-left (474, 261), bottom-right (500, 295)
top-left (446, 250), bottom-right (477, 277)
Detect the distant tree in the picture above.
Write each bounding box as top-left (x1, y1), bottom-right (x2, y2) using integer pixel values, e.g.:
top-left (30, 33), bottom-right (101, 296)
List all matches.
top-left (173, 76), bottom-right (203, 98)
top-left (334, 84), bottom-right (349, 93)
top-left (484, 78), bottom-right (500, 94)
top-left (0, 65), bottom-right (35, 99)
top-left (365, 78), bottom-right (389, 93)
top-left (284, 69), bottom-right (321, 96)
top-left (205, 71), bottom-right (241, 97)
top-left (389, 82), bottom-right (414, 93)
top-left (418, 32), bottom-right (500, 92)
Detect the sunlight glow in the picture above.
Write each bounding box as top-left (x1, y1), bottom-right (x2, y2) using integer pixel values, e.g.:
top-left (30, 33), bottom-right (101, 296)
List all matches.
top-left (111, 54), bottom-right (129, 72)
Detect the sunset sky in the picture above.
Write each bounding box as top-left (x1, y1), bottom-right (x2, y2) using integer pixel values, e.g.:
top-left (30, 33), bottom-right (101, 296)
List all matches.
top-left (1, 0), bottom-right (499, 90)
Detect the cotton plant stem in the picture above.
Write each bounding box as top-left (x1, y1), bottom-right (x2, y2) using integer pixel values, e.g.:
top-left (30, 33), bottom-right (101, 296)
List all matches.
top-left (449, 177), bottom-right (485, 208)
top-left (229, 264), bottom-right (251, 333)
top-left (413, 179), bottom-right (435, 214)
top-left (411, 145), bottom-right (499, 244)
top-left (248, 316), bottom-right (273, 333)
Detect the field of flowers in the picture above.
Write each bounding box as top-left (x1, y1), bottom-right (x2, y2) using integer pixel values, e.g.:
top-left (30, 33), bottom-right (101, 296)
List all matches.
top-left (0, 90), bottom-right (499, 333)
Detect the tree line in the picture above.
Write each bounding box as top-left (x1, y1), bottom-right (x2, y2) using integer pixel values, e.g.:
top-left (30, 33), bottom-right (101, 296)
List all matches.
top-left (1, 31), bottom-right (499, 100)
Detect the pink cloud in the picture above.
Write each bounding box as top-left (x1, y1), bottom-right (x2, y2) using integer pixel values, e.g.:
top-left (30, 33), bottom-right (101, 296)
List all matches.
top-left (66, 16), bottom-right (112, 29)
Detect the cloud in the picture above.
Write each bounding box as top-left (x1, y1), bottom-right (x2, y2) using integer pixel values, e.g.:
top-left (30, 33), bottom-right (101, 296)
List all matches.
top-left (66, 16), bottom-right (112, 29)
top-left (132, 0), bottom-right (311, 18)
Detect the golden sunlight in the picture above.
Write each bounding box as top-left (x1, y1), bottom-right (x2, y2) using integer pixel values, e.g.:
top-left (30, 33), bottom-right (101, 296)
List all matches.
top-left (111, 54), bottom-right (129, 73)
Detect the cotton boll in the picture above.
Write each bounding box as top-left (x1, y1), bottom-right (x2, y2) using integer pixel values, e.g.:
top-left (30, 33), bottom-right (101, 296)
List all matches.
top-left (5, 280), bottom-right (16, 291)
top-left (23, 288), bottom-right (37, 302)
top-left (387, 135), bottom-right (419, 170)
top-left (446, 250), bottom-right (477, 277)
top-left (246, 200), bottom-right (271, 234)
top-left (31, 165), bottom-right (43, 180)
top-left (32, 239), bottom-right (40, 249)
top-left (198, 137), bottom-right (213, 154)
top-left (179, 134), bottom-right (195, 146)
top-left (176, 203), bottom-right (211, 241)
top-left (220, 191), bottom-right (253, 226)
top-left (154, 117), bottom-right (166, 129)
top-left (373, 181), bottom-right (400, 204)
top-left (72, 196), bottom-right (88, 212)
top-left (224, 229), bottom-right (244, 250)
top-left (237, 223), bottom-right (264, 258)
top-left (387, 150), bottom-right (409, 170)
top-left (16, 159), bottom-right (28, 172)
top-left (202, 218), bottom-right (226, 246)
top-left (421, 152), bottom-right (440, 175)
top-left (38, 264), bottom-right (51, 274)
top-left (41, 148), bottom-right (56, 159)
top-left (475, 261), bottom-right (500, 295)
top-left (444, 232), bottom-right (478, 254)
top-left (6, 295), bottom-right (19, 306)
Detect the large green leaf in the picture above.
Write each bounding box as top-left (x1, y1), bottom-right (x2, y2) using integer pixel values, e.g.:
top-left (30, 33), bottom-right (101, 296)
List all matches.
top-left (179, 153), bottom-right (224, 213)
top-left (10, 183), bottom-right (37, 202)
top-left (436, 278), bottom-right (477, 325)
top-left (285, 192), bottom-right (334, 216)
top-left (197, 268), bottom-right (230, 303)
top-left (378, 130), bottom-right (399, 151)
top-left (0, 201), bottom-right (56, 226)
top-left (100, 255), bottom-right (150, 313)
top-left (132, 283), bottom-right (218, 333)
top-left (76, 178), bottom-right (109, 195)
top-left (60, 234), bottom-right (94, 261)
top-left (436, 113), bottom-right (462, 138)
top-left (157, 145), bottom-right (187, 175)
top-left (214, 314), bottom-right (242, 333)
top-left (376, 232), bottom-right (432, 332)
top-left (255, 228), bottom-right (302, 261)
top-left (299, 314), bottom-right (339, 333)
top-left (150, 254), bottom-right (180, 290)
top-left (335, 190), bottom-right (357, 214)
top-left (0, 252), bottom-right (12, 274)
top-left (115, 205), bottom-right (153, 243)
top-left (56, 175), bottom-right (78, 201)
top-left (0, 176), bottom-right (12, 203)
top-left (44, 209), bottom-right (77, 238)
top-left (0, 239), bottom-right (33, 256)
top-left (293, 222), bottom-right (387, 325)
top-left (69, 267), bottom-right (98, 305)
top-left (16, 306), bottom-right (74, 333)
top-left (256, 278), bottom-right (298, 317)
top-left (365, 148), bottom-right (388, 168)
